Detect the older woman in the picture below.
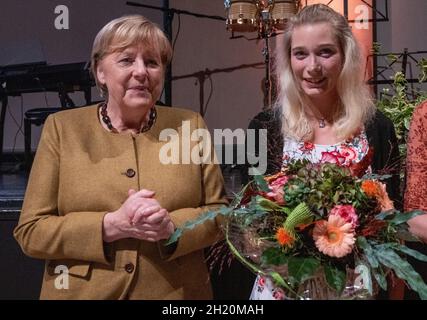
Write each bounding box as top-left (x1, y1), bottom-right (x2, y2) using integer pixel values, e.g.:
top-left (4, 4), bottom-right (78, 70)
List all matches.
top-left (14, 15), bottom-right (227, 300)
top-left (245, 4), bottom-right (401, 299)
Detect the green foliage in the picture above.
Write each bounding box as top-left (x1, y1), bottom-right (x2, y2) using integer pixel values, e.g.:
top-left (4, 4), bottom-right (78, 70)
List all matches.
top-left (373, 247), bottom-right (427, 299)
top-left (261, 247), bottom-right (289, 265)
top-left (288, 257), bottom-right (320, 287)
top-left (324, 264), bottom-right (346, 294)
top-left (418, 58), bottom-right (427, 83)
top-left (357, 227), bottom-right (427, 299)
top-left (283, 202), bottom-right (313, 234)
top-left (284, 161), bottom-right (372, 217)
top-left (376, 68), bottom-right (427, 158)
top-left (165, 205), bottom-right (232, 245)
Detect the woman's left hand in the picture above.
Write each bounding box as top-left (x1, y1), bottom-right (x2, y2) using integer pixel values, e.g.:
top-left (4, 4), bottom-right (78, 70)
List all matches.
top-left (129, 190), bottom-right (175, 241)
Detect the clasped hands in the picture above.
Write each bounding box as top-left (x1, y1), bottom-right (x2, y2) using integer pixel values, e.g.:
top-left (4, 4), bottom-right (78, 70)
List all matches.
top-left (103, 189), bottom-right (175, 243)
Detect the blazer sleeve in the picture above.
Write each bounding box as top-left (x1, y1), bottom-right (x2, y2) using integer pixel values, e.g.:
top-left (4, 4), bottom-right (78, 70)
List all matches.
top-left (404, 102), bottom-right (427, 211)
top-left (13, 115), bottom-right (110, 265)
top-left (163, 113), bottom-right (228, 260)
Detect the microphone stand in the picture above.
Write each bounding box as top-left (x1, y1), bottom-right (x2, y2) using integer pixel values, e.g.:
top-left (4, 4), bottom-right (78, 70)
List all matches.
top-left (172, 62), bottom-right (264, 117)
top-left (258, 6), bottom-right (275, 110)
top-left (261, 34), bottom-right (272, 109)
top-left (0, 94), bottom-right (7, 164)
top-left (126, 1), bottom-right (226, 106)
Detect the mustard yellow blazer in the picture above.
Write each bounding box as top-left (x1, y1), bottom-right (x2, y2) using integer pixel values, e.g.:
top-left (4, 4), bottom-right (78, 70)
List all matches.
top-left (14, 104), bottom-right (227, 300)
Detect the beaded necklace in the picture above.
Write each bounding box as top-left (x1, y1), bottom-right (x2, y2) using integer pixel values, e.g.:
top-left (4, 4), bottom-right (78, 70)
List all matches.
top-left (99, 102), bottom-right (157, 134)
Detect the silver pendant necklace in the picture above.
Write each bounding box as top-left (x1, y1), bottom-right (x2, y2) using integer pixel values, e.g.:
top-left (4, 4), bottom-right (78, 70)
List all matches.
top-left (319, 118), bottom-right (326, 128)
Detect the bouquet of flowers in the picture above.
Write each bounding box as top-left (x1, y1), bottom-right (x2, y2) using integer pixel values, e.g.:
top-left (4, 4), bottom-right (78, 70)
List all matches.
top-left (168, 159), bottom-right (427, 300)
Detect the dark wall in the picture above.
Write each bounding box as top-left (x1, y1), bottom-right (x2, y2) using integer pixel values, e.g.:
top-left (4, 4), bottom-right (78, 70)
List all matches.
top-left (0, 214), bottom-right (255, 300)
top-left (0, 216), bottom-right (44, 299)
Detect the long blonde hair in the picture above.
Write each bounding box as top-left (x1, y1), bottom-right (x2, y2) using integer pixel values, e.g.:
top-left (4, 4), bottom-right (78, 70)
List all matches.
top-left (275, 4), bottom-right (375, 141)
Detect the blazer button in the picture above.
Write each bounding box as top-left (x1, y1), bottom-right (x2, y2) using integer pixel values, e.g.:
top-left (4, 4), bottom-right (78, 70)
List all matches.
top-left (125, 169), bottom-right (136, 178)
top-left (124, 263), bottom-right (134, 273)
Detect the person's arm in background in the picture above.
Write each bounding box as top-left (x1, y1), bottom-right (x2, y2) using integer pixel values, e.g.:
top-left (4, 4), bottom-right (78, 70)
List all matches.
top-left (404, 101), bottom-right (427, 243)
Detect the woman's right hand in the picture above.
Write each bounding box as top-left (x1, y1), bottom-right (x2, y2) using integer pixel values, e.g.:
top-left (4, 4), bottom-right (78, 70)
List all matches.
top-left (408, 214), bottom-right (427, 243)
top-left (102, 188), bottom-right (157, 242)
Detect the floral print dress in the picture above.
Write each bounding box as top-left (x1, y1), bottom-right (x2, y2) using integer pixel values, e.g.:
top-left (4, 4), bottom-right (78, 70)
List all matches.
top-left (250, 130), bottom-right (370, 300)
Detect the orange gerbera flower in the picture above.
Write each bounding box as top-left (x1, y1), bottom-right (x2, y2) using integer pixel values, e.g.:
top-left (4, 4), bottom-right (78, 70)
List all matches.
top-left (377, 182), bottom-right (394, 211)
top-left (361, 180), bottom-right (381, 197)
top-left (276, 227), bottom-right (295, 247)
top-left (313, 215), bottom-right (355, 258)
top-left (361, 180), bottom-right (394, 211)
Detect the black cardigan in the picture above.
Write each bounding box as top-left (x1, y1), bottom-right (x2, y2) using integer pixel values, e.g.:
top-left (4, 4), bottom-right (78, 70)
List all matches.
top-left (243, 109), bottom-right (402, 207)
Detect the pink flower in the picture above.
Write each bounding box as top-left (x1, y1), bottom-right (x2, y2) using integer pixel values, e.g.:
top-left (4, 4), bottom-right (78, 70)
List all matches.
top-left (272, 288), bottom-right (286, 300)
top-left (329, 205), bottom-right (359, 228)
top-left (300, 142), bottom-right (315, 152)
top-left (339, 146), bottom-right (357, 165)
top-left (320, 151), bottom-right (346, 166)
top-left (265, 174), bottom-right (288, 205)
top-left (258, 276), bottom-right (266, 287)
top-left (313, 215), bottom-right (356, 258)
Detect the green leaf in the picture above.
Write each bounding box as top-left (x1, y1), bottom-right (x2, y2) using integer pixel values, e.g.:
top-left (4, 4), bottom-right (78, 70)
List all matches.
top-left (284, 202), bottom-right (313, 233)
top-left (282, 207), bottom-right (292, 216)
top-left (253, 174), bottom-right (270, 192)
top-left (288, 257), bottom-right (320, 285)
top-left (374, 248), bottom-right (427, 300)
top-left (361, 173), bottom-right (392, 181)
top-left (357, 237), bottom-right (379, 268)
top-left (404, 117), bottom-right (411, 130)
top-left (371, 268), bottom-right (388, 291)
top-left (387, 54), bottom-right (398, 63)
top-left (354, 263), bottom-right (374, 295)
top-left (324, 264), bottom-right (346, 294)
top-left (255, 195), bottom-right (282, 211)
top-left (390, 210), bottom-right (425, 225)
top-left (269, 271), bottom-right (288, 288)
top-left (333, 191), bottom-right (340, 203)
top-left (166, 205), bottom-right (229, 245)
top-left (375, 210), bottom-right (397, 221)
top-left (261, 247), bottom-right (288, 266)
top-left (377, 243), bottom-right (427, 262)
top-left (229, 182), bottom-right (250, 207)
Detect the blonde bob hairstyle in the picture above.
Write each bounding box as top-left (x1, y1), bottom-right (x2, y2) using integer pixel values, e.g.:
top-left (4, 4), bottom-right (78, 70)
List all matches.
top-left (274, 4), bottom-right (375, 141)
top-left (91, 15), bottom-right (173, 97)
